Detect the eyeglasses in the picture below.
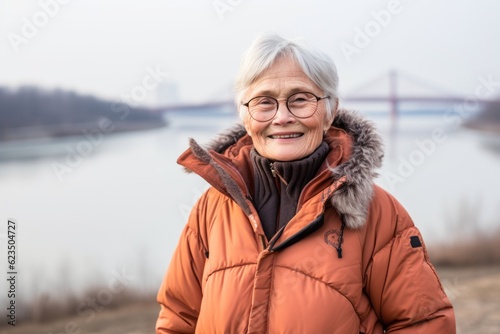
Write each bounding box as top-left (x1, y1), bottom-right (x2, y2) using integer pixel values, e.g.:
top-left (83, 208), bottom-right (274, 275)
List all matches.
top-left (242, 92), bottom-right (330, 122)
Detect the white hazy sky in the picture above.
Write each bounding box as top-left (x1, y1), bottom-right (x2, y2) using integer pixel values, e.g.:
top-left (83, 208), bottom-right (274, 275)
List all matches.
top-left (1, 0), bottom-right (499, 105)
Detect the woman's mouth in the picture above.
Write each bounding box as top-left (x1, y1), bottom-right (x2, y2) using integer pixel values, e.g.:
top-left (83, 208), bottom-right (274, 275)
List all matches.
top-left (269, 133), bottom-right (303, 139)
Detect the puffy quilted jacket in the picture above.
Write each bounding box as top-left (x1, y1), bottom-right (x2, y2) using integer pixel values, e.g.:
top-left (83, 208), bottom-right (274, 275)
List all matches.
top-left (156, 109), bottom-right (456, 333)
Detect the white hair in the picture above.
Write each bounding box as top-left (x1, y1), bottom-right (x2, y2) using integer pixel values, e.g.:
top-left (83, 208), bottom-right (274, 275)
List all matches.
top-left (234, 33), bottom-right (339, 124)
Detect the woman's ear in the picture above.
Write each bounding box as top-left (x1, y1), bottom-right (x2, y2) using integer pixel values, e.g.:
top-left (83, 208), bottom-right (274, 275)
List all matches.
top-left (324, 97), bottom-right (339, 132)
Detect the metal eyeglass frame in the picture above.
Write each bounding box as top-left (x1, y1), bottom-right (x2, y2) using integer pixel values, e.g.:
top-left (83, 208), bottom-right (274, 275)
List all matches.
top-left (242, 92), bottom-right (330, 122)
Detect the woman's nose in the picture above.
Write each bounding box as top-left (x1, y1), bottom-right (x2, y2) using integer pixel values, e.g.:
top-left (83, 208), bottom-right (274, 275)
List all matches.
top-left (272, 102), bottom-right (296, 125)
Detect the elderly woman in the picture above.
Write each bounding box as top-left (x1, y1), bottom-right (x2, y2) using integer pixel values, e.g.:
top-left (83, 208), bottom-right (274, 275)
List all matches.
top-left (156, 34), bottom-right (455, 333)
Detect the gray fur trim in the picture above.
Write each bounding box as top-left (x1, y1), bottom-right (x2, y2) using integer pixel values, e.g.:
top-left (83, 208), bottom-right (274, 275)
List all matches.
top-left (210, 161), bottom-right (252, 216)
top-left (189, 138), bottom-right (212, 163)
top-left (205, 124), bottom-right (247, 153)
top-left (187, 108), bottom-right (384, 229)
top-left (329, 109), bottom-right (384, 229)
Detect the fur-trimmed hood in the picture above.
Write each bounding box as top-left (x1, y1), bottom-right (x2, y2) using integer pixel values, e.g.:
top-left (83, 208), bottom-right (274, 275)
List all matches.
top-left (180, 108), bottom-right (384, 229)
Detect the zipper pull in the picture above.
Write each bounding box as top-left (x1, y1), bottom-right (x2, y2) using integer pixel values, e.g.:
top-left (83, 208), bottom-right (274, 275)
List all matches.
top-left (270, 162), bottom-right (288, 186)
top-left (270, 163), bottom-right (276, 177)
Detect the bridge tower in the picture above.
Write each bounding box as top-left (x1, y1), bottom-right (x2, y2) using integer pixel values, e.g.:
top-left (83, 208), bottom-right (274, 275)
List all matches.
top-left (389, 70), bottom-right (398, 122)
top-left (388, 70), bottom-right (399, 142)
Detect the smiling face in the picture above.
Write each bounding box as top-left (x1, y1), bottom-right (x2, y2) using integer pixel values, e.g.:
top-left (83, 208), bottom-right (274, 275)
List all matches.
top-left (242, 56), bottom-right (331, 161)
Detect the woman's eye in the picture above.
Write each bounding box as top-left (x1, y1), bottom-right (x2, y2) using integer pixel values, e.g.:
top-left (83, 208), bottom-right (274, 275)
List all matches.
top-left (289, 93), bottom-right (311, 103)
top-left (256, 98), bottom-right (274, 105)
top-left (290, 96), bottom-right (308, 104)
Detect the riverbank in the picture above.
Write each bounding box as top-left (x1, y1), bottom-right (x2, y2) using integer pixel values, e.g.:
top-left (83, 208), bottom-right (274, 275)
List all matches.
top-left (0, 86), bottom-right (167, 143)
top-left (0, 121), bottom-right (167, 143)
top-left (1, 266), bottom-right (498, 334)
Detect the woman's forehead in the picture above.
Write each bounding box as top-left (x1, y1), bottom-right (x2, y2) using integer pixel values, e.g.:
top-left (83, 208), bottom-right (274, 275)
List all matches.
top-left (247, 57), bottom-right (320, 97)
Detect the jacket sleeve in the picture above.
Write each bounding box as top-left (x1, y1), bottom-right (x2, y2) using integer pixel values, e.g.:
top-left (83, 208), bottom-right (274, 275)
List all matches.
top-left (363, 186), bottom-right (456, 333)
top-left (156, 192), bottom-right (210, 333)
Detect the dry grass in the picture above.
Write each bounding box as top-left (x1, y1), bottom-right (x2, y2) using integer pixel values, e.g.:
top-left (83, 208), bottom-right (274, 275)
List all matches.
top-left (0, 301), bottom-right (159, 334)
top-left (7, 230), bottom-right (500, 328)
top-left (4, 234), bottom-right (500, 327)
top-left (0, 287), bottom-right (156, 328)
top-left (428, 197), bottom-right (500, 267)
top-left (4, 267), bottom-right (500, 334)
top-left (2, 196), bottom-right (499, 328)
top-left (428, 228), bottom-right (500, 267)
top-left (1, 240), bottom-right (499, 332)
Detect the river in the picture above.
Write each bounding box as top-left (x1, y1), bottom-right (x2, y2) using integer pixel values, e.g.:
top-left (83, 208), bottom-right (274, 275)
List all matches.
top-left (0, 108), bottom-right (499, 301)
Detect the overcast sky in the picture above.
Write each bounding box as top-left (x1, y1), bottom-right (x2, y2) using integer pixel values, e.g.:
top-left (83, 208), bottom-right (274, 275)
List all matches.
top-left (1, 0), bottom-right (499, 106)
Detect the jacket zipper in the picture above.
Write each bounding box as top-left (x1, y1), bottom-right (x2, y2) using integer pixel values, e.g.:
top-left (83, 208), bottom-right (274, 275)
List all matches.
top-left (260, 235), bottom-right (267, 250)
top-left (270, 162), bottom-right (288, 185)
top-left (270, 162), bottom-right (284, 235)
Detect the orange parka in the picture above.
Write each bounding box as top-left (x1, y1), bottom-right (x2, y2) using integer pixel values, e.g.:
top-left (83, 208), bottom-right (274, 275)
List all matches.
top-left (156, 109), bottom-right (456, 333)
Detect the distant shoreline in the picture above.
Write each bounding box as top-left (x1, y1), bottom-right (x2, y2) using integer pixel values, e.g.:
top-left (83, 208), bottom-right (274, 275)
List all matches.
top-left (0, 120), bottom-right (167, 143)
top-left (463, 121), bottom-right (500, 135)
top-left (0, 86), bottom-right (168, 144)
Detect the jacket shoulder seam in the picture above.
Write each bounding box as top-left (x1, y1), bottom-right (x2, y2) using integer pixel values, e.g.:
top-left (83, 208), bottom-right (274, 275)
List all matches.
top-left (370, 223), bottom-right (417, 260)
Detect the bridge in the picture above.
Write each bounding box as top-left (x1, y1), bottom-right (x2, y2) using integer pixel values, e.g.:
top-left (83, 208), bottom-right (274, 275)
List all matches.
top-left (151, 70), bottom-right (489, 121)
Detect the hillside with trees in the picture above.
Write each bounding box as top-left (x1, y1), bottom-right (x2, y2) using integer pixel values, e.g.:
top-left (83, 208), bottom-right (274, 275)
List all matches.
top-left (0, 86), bottom-right (166, 141)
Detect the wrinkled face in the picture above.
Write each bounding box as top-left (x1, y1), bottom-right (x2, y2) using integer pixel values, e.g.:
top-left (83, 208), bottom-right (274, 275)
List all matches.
top-left (242, 56), bottom-right (331, 161)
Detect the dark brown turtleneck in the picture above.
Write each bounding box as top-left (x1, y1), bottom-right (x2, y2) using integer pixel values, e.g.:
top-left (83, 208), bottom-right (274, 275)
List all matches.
top-left (250, 142), bottom-right (329, 240)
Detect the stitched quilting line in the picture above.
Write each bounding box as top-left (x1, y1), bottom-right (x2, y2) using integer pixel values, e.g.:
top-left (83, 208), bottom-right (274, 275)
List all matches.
top-left (205, 262), bottom-right (256, 281)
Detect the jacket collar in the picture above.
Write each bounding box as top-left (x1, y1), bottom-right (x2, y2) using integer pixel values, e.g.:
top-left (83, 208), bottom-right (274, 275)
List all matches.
top-left (178, 108), bottom-right (384, 229)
